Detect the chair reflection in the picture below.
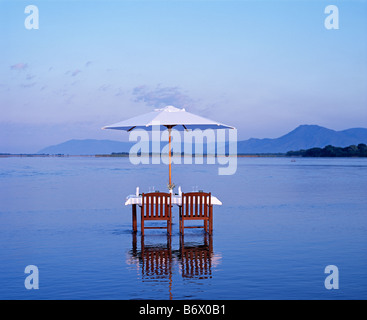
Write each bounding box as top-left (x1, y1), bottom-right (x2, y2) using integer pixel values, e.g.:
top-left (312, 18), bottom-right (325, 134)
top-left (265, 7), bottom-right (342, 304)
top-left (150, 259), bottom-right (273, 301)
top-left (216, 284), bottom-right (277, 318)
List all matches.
top-left (129, 232), bottom-right (215, 299)
top-left (131, 233), bottom-right (173, 299)
top-left (179, 234), bottom-right (213, 279)
top-left (132, 234), bottom-right (173, 281)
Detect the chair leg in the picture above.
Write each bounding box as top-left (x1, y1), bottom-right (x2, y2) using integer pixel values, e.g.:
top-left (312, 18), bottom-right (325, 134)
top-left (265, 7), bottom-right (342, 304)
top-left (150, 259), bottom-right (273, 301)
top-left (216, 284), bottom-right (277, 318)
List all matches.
top-left (179, 233), bottom-right (184, 250)
top-left (209, 206), bottom-right (213, 235)
top-left (141, 218), bottom-right (144, 236)
top-left (167, 220), bottom-right (172, 236)
top-left (204, 220), bottom-right (208, 233)
top-left (167, 234), bottom-right (171, 248)
top-left (181, 219), bottom-right (184, 235)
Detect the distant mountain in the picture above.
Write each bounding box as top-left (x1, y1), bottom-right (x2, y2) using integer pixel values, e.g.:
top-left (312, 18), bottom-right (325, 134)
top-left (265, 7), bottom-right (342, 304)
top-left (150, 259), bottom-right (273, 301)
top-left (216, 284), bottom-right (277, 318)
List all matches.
top-left (38, 139), bottom-right (133, 155)
top-left (37, 125), bottom-right (367, 155)
top-left (237, 125), bottom-right (367, 153)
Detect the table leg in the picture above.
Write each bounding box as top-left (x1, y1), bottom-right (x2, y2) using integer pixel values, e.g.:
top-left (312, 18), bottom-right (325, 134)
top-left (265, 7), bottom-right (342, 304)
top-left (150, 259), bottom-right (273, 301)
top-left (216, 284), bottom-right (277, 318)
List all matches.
top-left (132, 232), bottom-right (137, 254)
top-left (132, 204), bottom-right (137, 233)
top-left (179, 205), bottom-right (182, 234)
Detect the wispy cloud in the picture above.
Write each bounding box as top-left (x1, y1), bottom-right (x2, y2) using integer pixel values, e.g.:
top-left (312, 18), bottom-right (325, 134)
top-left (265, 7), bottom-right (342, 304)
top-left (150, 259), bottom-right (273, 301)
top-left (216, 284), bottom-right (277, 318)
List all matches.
top-left (71, 69), bottom-right (82, 77)
top-left (115, 87), bottom-right (124, 97)
top-left (132, 85), bottom-right (193, 108)
top-left (10, 63), bottom-right (28, 71)
top-left (26, 74), bottom-right (36, 81)
top-left (99, 84), bottom-right (110, 92)
top-left (20, 82), bottom-right (36, 88)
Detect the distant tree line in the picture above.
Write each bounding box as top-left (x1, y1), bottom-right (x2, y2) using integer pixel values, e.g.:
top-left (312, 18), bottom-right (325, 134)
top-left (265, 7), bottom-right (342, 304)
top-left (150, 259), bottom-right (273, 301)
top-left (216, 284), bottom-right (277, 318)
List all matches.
top-left (287, 144), bottom-right (367, 157)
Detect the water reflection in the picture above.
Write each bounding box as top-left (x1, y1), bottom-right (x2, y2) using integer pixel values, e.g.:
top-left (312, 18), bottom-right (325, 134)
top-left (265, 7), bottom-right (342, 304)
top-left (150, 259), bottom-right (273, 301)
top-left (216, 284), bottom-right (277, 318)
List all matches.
top-left (179, 234), bottom-right (213, 279)
top-left (131, 235), bottom-right (173, 299)
top-left (128, 233), bottom-right (220, 299)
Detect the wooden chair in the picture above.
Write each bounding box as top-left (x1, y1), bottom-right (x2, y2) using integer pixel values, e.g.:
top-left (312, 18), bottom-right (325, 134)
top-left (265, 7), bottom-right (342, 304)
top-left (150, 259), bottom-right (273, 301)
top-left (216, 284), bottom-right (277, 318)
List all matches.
top-left (141, 192), bottom-right (172, 236)
top-left (180, 192), bottom-right (213, 235)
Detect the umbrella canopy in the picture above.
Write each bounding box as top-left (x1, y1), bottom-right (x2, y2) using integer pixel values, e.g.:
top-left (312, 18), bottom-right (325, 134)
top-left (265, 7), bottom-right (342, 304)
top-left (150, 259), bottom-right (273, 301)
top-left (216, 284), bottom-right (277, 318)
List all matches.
top-left (102, 106), bottom-right (235, 187)
top-left (102, 105), bottom-right (235, 131)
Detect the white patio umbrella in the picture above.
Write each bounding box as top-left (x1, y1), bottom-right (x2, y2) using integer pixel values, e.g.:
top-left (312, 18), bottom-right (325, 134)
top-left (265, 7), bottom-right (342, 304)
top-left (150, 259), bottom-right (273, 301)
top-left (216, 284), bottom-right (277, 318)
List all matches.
top-left (102, 105), bottom-right (234, 187)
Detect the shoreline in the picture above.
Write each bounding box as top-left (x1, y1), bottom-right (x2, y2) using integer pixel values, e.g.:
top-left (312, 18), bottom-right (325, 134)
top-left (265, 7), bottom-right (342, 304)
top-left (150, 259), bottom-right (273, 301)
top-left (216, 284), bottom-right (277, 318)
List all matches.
top-left (1, 154), bottom-right (366, 158)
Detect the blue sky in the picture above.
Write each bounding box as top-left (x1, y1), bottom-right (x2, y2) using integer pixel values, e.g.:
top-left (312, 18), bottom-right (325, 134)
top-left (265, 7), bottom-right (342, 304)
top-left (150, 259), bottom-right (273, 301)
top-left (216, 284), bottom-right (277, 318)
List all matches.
top-left (1, 0), bottom-right (367, 153)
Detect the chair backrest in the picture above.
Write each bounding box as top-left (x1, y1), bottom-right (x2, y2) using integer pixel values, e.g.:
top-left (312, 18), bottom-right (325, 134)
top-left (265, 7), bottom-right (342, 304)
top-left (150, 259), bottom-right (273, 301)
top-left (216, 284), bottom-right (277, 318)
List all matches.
top-left (142, 192), bottom-right (172, 220)
top-left (182, 192), bottom-right (211, 218)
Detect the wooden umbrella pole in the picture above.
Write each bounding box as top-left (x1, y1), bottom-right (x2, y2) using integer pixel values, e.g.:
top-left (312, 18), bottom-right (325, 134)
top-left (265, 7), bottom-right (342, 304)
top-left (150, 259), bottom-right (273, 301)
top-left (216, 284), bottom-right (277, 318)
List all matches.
top-left (168, 127), bottom-right (172, 185)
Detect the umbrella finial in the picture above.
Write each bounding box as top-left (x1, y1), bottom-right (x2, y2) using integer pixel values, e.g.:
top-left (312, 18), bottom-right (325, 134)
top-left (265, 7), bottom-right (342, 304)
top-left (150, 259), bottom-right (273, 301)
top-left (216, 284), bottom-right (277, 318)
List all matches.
top-left (154, 105), bottom-right (185, 112)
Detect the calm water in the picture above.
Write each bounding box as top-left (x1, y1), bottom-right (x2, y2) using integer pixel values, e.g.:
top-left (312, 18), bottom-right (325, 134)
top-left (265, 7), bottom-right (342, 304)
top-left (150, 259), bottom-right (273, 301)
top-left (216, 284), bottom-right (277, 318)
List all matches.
top-left (0, 156), bottom-right (366, 300)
